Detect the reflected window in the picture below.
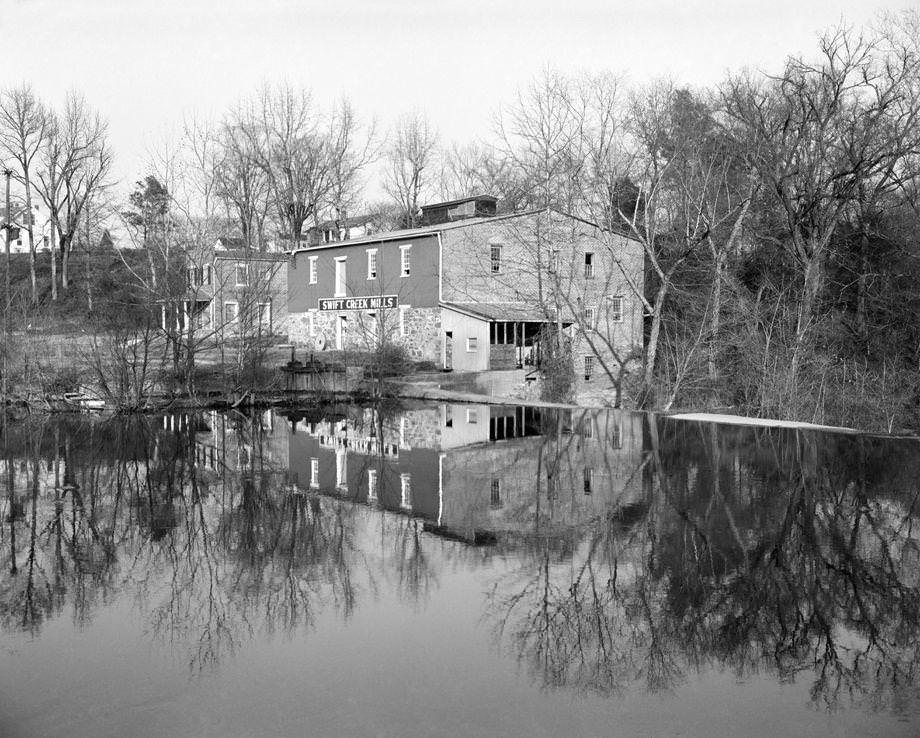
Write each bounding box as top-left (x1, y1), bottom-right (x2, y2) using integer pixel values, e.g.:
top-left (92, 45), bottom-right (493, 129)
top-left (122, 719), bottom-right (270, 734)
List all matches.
top-left (400, 473), bottom-right (412, 510)
top-left (490, 478), bottom-right (502, 508)
top-left (445, 405), bottom-right (453, 428)
top-left (310, 457), bottom-right (319, 488)
top-left (367, 469), bottom-right (378, 502)
top-left (336, 449), bottom-right (348, 490)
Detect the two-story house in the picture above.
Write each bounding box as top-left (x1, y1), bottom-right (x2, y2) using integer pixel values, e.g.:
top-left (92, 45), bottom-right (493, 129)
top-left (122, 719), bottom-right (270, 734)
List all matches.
top-left (286, 196), bottom-right (644, 397)
top-left (163, 244), bottom-right (289, 337)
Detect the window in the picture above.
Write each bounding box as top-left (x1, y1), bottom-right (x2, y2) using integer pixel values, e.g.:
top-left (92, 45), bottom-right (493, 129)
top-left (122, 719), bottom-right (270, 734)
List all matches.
top-left (490, 244), bottom-right (502, 273)
top-left (204, 265), bottom-right (213, 285)
top-left (444, 404), bottom-right (453, 428)
top-left (400, 245), bottom-right (411, 277)
top-left (399, 306), bottom-right (409, 336)
top-left (224, 301), bottom-right (239, 325)
top-left (583, 306), bottom-right (596, 329)
top-left (467, 408), bottom-right (478, 424)
top-left (258, 301), bottom-right (272, 332)
top-left (367, 469), bottom-right (378, 502)
top-left (334, 257), bottom-right (347, 297)
top-left (400, 474), bottom-right (412, 510)
top-left (490, 478), bottom-right (502, 508)
top-left (309, 256), bottom-right (318, 285)
top-left (235, 263), bottom-right (249, 286)
top-left (608, 295), bottom-right (624, 323)
top-left (549, 249), bottom-right (559, 273)
top-left (584, 355), bottom-right (595, 380)
top-left (187, 266), bottom-right (200, 288)
top-left (584, 468), bottom-right (593, 495)
top-left (366, 311), bottom-right (378, 337)
top-left (310, 458), bottom-right (319, 488)
top-left (367, 248), bottom-right (378, 279)
top-left (466, 336), bottom-right (478, 352)
top-left (584, 252), bottom-right (594, 278)
top-left (336, 449), bottom-right (347, 490)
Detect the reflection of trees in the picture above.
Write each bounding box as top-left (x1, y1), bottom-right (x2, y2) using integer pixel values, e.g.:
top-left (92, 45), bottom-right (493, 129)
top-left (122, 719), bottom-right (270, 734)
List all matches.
top-left (3, 404), bottom-right (919, 712)
top-left (488, 416), bottom-right (920, 711)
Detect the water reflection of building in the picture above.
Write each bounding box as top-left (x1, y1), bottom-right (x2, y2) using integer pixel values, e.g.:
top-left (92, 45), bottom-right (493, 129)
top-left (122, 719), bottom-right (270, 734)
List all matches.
top-left (285, 402), bottom-right (645, 546)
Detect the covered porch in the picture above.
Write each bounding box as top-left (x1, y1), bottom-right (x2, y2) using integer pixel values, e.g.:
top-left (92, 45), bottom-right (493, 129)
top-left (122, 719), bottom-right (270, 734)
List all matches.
top-left (440, 302), bottom-right (573, 371)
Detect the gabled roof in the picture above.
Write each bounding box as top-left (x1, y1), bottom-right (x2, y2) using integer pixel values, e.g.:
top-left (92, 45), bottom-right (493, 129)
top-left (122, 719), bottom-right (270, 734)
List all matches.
top-left (441, 301), bottom-right (564, 323)
top-left (215, 236), bottom-right (247, 249)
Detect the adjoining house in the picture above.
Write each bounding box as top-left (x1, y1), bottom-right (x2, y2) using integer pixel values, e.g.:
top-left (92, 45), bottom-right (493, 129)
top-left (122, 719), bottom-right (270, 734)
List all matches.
top-left (0, 198), bottom-right (52, 254)
top-left (161, 241), bottom-right (289, 338)
top-left (286, 195), bottom-right (644, 397)
top-left (301, 212), bottom-right (385, 247)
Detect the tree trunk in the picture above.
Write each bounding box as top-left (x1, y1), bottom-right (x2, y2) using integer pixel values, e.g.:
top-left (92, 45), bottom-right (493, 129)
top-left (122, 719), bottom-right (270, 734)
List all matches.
top-left (50, 223), bottom-right (57, 301)
top-left (22, 178), bottom-right (37, 304)
top-left (61, 239), bottom-right (69, 290)
top-left (791, 254), bottom-right (824, 380)
top-left (856, 230), bottom-right (869, 353)
top-left (707, 250), bottom-right (725, 381)
top-left (643, 304), bottom-right (664, 409)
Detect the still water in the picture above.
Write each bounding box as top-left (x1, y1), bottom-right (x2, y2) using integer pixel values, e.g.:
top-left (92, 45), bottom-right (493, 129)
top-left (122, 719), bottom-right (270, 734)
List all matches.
top-left (1, 402), bottom-right (919, 737)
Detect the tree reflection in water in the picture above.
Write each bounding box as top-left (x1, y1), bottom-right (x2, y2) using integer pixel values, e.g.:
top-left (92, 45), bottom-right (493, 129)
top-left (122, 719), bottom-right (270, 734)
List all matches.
top-left (486, 416), bottom-right (920, 713)
top-left (0, 406), bottom-right (918, 715)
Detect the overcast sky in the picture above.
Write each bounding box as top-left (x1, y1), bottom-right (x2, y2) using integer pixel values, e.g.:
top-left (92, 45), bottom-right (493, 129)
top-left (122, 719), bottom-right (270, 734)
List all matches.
top-left (0, 0), bottom-right (912, 198)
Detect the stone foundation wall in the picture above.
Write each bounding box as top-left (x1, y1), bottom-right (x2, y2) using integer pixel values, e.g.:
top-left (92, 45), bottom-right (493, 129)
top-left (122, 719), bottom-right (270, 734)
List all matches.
top-left (288, 307), bottom-right (441, 364)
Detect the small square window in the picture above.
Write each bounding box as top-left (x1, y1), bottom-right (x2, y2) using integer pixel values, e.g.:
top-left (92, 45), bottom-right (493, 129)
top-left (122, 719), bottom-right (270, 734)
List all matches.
top-left (467, 336), bottom-right (478, 352)
top-left (467, 408), bottom-right (478, 424)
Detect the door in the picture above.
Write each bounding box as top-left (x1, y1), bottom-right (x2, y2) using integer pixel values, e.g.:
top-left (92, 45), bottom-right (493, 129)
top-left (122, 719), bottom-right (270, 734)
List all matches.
top-left (443, 331), bottom-right (453, 371)
top-left (336, 315), bottom-right (347, 350)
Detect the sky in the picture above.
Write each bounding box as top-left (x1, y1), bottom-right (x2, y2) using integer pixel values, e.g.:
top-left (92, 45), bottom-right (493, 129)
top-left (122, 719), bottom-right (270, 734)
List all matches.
top-left (0, 0), bottom-right (912, 200)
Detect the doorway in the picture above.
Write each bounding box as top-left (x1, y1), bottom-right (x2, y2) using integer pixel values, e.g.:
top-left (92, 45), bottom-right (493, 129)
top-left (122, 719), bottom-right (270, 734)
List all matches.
top-left (443, 331), bottom-right (453, 371)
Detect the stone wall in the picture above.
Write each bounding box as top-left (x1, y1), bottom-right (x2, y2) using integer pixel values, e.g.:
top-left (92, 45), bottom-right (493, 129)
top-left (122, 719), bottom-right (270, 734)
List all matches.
top-left (439, 211), bottom-right (645, 389)
top-left (288, 306), bottom-right (441, 364)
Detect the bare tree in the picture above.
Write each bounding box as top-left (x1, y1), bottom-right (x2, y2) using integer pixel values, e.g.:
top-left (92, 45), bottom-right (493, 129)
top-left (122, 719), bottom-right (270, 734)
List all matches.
top-left (495, 68), bottom-right (586, 212)
top-left (214, 103), bottom-right (271, 250)
top-left (384, 111), bottom-right (438, 228)
top-left (253, 83), bottom-right (331, 247)
top-left (0, 85), bottom-right (48, 304)
top-left (34, 93), bottom-right (112, 298)
top-left (324, 97), bottom-right (377, 229)
top-left (721, 25), bottom-right (920, 379)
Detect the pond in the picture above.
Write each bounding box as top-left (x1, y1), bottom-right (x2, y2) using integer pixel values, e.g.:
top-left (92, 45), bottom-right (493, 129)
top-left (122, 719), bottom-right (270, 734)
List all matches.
top-left (1, 402), bottom-right (919, 737)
